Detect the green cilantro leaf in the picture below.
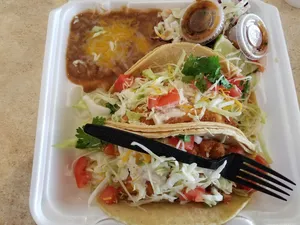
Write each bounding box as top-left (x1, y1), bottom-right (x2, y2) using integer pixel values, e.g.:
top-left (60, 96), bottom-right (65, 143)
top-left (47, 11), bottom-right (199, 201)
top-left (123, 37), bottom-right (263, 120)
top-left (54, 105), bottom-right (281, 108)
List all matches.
top-left (75, 117), bottom-right (106, 149)
top-left (182, 55), bottom-right (221, 77)
top-left (182, 55), bottom-right (234, 92)
top-left (106, 103), bottom-right (119, 114)
top-left (178, 135), bottom-right (191, 142)
top-left (242, 79), bottom-right (250, 99)
top-left (220, 77), bottom-right (232, 89)
top-left (182, 76), bottom-right (195, 83)
top-left (196, 79), bottom-right (207, 93)
top-left (92, 116), bottom-right (106, 125)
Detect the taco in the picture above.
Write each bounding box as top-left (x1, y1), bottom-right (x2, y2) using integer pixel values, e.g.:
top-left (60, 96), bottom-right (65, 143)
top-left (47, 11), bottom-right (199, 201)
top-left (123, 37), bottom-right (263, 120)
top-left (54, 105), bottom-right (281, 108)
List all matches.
top-left (72, 43), bottom-right (265, 149)
top-left (72, 124), bottom-right (270, 225)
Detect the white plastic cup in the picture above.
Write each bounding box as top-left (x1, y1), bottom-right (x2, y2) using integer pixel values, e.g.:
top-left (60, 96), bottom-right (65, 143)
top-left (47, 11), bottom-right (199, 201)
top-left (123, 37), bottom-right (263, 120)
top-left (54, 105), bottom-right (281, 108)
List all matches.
top-left (284, 0), bottom-right (300, 8)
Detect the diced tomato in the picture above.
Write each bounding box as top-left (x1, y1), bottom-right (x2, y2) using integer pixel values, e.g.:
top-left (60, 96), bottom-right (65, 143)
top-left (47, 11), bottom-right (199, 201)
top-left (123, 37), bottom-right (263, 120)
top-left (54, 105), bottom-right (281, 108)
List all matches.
top-left (74, 156), bottom-right (92, 188)
top-left (255, 154), bottom-right (269, 174)
top-left (147, 89), bottom-right (180, 109)
top-left (140, 117), bottom-right (155, 125)
top-left (228, 146), bottom-right (245, 155)
top-left (158, 89), bottom-right (180, 106)
top-left (189, 78), bottom-right (218, 92)
top-left (168, 137), bottom-right (180, 147)
top-left (99, 185), bottom-right (119, 204)
top-left (228, 85), bottom-right (242, 98)
top-left (206, 80), bottom-right (219, 92)
top-left (236, 154), bottom-right (268, 194)
top-left (179, 187), bottom-right (206, 202)
top-left (184, 136), bottom-right (195, 152)
top-left (223, 194), bottom-right (232, 204)
top-left (229, 76), bottom-right (244, 91)
top-left (146, 181), bottom-right (154, 196)
top-left (147, 96), bottom-right (160, 110)
top-left (178, 189), bottom-right (188, 201)
top-left (113, 74), bottom-right (134, 92)
top-left (103, 143), bottom-right (119, 156)
top-left (168, 136), bottom-right (194, 152)
top-left (255, 154), bottom-right (269, 166)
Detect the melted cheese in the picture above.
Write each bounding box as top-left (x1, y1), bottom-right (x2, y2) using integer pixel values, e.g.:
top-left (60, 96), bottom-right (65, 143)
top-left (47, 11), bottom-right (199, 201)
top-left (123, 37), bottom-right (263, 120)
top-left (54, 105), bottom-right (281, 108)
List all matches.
top-left (85, 19), bottom-right (151, 68)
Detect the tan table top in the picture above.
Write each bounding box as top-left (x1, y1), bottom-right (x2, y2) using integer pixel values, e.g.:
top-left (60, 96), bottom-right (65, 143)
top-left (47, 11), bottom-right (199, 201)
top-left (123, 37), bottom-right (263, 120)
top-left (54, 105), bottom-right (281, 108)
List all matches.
top-left (0, 0), bottom-right (299, 224)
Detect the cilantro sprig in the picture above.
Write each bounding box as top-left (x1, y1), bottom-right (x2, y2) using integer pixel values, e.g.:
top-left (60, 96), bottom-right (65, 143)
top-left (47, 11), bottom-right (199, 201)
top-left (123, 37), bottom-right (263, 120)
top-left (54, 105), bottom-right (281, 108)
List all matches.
top-left (75, 116), bottom-right (106, 149)
top-left (182, 55), bottom-right (232, 92)
top-left (241, 79), bottom-right (250, 99)
top-left (178, 135), bottom-right (191, 142)
top-left (106, 103), bottom-right (119, 114)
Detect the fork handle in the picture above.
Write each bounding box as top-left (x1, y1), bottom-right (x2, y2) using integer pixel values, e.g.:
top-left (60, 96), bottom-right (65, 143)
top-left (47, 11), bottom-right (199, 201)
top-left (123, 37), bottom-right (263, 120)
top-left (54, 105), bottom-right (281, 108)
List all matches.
top-left (131, 141), bottom-right (214, 169)
top-left (84, 124), bottom-right (214, 169)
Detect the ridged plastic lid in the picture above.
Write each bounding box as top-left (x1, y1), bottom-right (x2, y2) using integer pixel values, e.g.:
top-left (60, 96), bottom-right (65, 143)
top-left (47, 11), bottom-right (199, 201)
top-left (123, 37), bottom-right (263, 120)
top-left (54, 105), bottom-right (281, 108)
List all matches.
top-left (180, 0), bottom-right (225, 45)
top-left (236, 13), bottom-right (268, 60)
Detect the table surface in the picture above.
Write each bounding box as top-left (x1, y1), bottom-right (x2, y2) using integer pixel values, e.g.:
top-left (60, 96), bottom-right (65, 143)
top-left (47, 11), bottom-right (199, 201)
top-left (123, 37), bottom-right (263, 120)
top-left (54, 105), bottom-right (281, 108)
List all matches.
top-left (0, 0), bottom-right (299, 224)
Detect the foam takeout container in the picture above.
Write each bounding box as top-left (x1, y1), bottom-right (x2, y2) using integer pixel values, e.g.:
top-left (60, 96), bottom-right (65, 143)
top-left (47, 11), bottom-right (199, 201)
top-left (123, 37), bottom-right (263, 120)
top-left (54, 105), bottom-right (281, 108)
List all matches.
top-left (29, 0), bottom-right (300, 224)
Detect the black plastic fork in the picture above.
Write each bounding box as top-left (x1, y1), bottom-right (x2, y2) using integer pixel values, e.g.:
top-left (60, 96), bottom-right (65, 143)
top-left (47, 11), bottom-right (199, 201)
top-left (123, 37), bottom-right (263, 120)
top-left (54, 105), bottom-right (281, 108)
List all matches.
top-left (213, 153), bottom-right (295, 201)
top-left (84, 124), bottom-right (296, 201)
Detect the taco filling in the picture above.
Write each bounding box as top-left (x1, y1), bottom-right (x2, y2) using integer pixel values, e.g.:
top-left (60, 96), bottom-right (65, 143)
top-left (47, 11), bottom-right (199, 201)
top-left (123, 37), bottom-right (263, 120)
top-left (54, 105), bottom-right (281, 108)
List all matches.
top-left (73, 133), bottom-right (267, 207)
top-left (72, 54), bottom-right (252, 127)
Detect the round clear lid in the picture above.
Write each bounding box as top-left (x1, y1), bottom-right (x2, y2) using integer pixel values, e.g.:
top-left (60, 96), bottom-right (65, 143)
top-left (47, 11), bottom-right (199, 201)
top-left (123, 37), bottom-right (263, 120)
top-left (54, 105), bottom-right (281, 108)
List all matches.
top-left (235, 13), bottom-right (268, 60)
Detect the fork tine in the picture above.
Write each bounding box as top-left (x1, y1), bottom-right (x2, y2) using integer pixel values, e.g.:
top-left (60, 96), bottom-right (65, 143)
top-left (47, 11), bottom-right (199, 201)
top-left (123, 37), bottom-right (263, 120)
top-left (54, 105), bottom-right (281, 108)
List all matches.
top-left (241, 163), bottom-right (293, 191)
top-left (238, 170), bottom-right (290, 196)
top-left (243, 157), bottom-right (296, 185)
top-left (235, 177), bottom-right (287, 201)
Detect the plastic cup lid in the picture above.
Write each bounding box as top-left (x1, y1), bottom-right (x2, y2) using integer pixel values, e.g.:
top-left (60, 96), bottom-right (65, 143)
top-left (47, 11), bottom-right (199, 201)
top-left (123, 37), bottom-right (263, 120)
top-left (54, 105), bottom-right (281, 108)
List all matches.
top-left (236, 14), bottom-right (268, 60)
top-left (180, 0), bottom-right (225, 45)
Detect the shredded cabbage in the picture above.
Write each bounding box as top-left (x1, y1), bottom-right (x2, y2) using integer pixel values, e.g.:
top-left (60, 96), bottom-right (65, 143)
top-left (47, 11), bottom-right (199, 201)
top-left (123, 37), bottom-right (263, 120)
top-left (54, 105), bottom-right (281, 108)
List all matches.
top-left (84, 142), bottom-right (233, 207)
top-left (126, 110), bottom-right (142, 123)
top-left (82, 95), bottom-right (111, 117)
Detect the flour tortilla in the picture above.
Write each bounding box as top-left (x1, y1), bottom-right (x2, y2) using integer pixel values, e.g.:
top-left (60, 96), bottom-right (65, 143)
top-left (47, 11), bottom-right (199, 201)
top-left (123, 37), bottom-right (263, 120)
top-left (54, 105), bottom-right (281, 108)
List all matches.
top-left (97, 123), bottom-right (254, 224)
top-left (106, 121), bottom-right (256, 153)
top-left (97, 126), bottom-right (252, 224)
top-left (125, 42), bottom-right (239, 78)
top-left (97, 44), bottom-right (254, 224)
top-left (120, 42), bottom-right (257, 135)
top-left (99, 195), bottom-right (250, 225)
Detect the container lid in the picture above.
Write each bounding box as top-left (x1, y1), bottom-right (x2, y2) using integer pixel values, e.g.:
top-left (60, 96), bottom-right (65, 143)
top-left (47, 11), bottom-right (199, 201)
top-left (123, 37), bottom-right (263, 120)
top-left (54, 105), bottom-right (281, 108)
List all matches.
top-left (180, 0), bottom-right (224, 45)
top-left (236, 13), bottom-right (268, 60)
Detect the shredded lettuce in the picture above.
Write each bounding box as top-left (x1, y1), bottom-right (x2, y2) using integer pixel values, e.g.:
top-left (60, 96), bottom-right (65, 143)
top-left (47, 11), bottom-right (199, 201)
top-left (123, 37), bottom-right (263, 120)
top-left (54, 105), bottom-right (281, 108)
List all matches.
top-left (83, 141), bottom-right (233, 207)
top-left (202, 188), bottom-right (224, 206)
top-left (82, 95), bottom-right (110, 117)
top-left (142, 68), bottom-right (156, 80)
top-left (73, 99), bottom-right (88, 110)
top-left (126, 110), bottom-right (142, 122)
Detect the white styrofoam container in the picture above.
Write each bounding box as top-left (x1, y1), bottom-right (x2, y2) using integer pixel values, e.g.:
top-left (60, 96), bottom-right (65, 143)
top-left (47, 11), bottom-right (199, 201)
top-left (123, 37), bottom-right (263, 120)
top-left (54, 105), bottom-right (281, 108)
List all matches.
top-left (29, 0), bottom-right (300, 224)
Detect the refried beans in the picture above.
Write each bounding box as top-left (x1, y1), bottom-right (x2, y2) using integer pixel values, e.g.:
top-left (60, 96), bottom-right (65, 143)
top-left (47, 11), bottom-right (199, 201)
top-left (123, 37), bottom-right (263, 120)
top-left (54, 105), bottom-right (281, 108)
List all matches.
top-left (66, 7), bottom-right (165, 92)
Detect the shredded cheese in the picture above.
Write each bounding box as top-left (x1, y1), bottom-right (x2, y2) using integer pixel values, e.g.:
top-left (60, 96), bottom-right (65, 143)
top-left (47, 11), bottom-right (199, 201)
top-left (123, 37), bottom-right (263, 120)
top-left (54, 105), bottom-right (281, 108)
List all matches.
top-left (72, 60), bottom-right (86, 67)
